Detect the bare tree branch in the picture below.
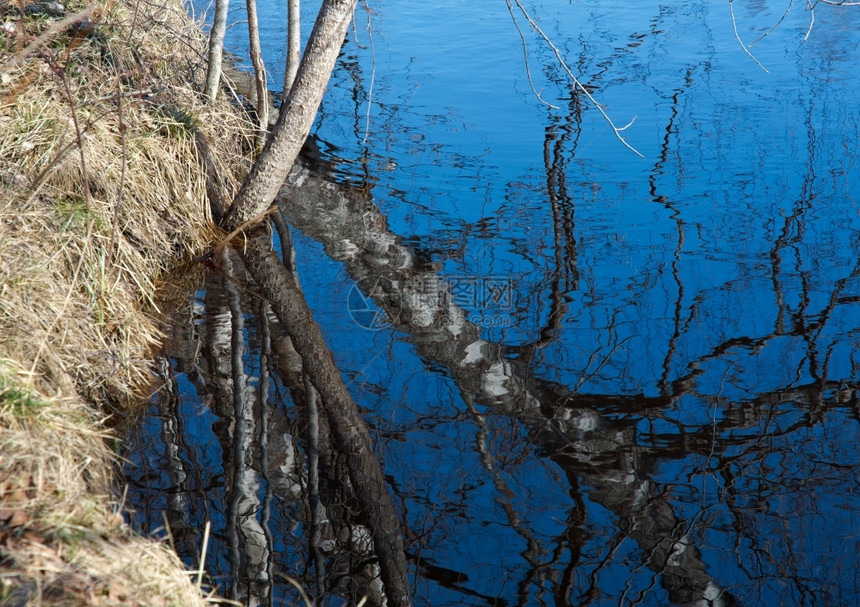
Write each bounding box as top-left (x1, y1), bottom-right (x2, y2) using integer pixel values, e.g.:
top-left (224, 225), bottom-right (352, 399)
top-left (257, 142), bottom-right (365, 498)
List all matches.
top-left (503, 0), bottom-right (559, 110)
top-left (0, 5), bottom-right (95, 83)
top-left (359, 0), bottom-right (377, 144)
top-left (729, 0), bottom-right (770, 72)
top-left (510, 0), bottom-right (643, 157)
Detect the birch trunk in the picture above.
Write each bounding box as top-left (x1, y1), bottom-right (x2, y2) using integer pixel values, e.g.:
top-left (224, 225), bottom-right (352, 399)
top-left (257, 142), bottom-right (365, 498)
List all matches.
top-left (222, 0), bottom-right (358, 229)
top-left (246, 0), bottom-right (269, 145)
top-left (284, 0), bottom-right (301, 94)
top-left (204, 0), bottom-right (229, 101)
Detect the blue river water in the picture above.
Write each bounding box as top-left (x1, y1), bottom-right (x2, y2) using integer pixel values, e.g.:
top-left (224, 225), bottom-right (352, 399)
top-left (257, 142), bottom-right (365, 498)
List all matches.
top-left (125, 1), bottom-right (860, 605)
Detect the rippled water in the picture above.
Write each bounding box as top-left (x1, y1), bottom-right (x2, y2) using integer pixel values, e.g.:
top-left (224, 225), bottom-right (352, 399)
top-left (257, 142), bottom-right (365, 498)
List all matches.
top-left (125, 1), bottom-right (860, 605)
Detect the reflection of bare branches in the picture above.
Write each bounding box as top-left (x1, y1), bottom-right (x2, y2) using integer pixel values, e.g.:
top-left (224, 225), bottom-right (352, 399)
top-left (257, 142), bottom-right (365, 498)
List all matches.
top-left (266, 314), bottom-right (383, 603)
top-left (237, 227), bottom-right (412, 607)
top-left (508, 122), bottom-right (579, 356)
top-left (649, 67), bottom-right (694, 395)
top-left (305, 372), bottom-right (327, 598)
top-left (276, 156), bottom-right (739, 604)
top-left (154, 358), bottom-right (200, 558)
top-left (463, 397), bottom-right (548, 606)
top-left (222, 248), bottom-right (271, 601)
top-left (805, 258), bottom-right (860, 379)
top-left (255, 297), bottom-right (276, 605)
top-left (572, 331), bottom-right (632, 395)
top-left (707, 393), bottom-right (858, 602)
top-left (128, 147), bottom-right (859, 604)
top-left (143, 243), bottom-right (414, 604)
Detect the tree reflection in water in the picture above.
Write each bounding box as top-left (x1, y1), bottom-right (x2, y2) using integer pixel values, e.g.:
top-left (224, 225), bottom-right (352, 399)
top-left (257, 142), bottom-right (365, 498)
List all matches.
top-left (124, 135), bottom-right (857, 605)
top-left (125, 0), bottom-right (860, 602)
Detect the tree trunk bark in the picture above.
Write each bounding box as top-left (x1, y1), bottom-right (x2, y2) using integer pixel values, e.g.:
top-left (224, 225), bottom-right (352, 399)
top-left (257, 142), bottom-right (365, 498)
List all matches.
top-left (205, 0), bottom-right (229, 101)
top-left (246, 0), bottom-right (269, 146)
top-left (284, 0), bottom-right (301, 95)
top-left (222, 0), bottom-right (358, 229)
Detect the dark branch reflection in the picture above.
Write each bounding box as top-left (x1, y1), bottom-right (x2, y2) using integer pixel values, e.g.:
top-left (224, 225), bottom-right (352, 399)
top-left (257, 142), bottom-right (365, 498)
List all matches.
top-left (124, 128), bottom-right (858, 604)
top-left (126, 228), bottom-right (413, 606)
top-left (124, 113), bottom-right (859, 603)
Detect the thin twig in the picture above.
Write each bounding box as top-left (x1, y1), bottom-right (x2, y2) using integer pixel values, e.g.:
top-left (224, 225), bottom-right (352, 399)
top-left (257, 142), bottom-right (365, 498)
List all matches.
top-left (43, 50), bottom-right (94, 205)
top-left (750, 0), bottom-right (794, 46)
top-left (511, 0), bottom-right (644, 157)
top-left (28, 222), bottom-right (92, 383)
top-left (196, 519), bottom-right (211, 592)
top-left (161, 511), bottom-right (176, 554)
top-left (109, 64), bottom-right (128, 265)
top-left (350, 5), bottom-right (367, 49)
top-left (729, 0), bottom-right (770, 72)
top-left (573, 335), bottom-right (633, 395)
top-left (361, 0), bottom-right (377, 144)
top-left (275, 572), bottom-right (315, 606)
top-left (504, 0), bottom-right (558, 109)
top-left (25, 107), bottom-right (114, 207)
top-left (0, 6), bottom-right (95, 83)
top-left (803, 0), bottom-right (816, 41)
top-left (214, 205), bottom-right (280, 252)
top-left (79, 87), bottom-right (156, 107)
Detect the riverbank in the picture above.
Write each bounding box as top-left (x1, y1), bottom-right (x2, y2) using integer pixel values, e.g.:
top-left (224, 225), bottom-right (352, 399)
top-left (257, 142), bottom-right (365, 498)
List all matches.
top-left (0, 0), bottom-right (255, 603)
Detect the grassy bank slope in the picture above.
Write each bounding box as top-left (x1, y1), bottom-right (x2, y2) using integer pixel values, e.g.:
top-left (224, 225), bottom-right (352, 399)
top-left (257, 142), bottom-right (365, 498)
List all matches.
top-left (0, 0), bottom-right (253, 603)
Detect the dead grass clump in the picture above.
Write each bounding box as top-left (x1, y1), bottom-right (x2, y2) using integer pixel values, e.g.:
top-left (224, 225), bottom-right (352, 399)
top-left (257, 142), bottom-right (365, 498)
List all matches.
top-left (0, 0), bottom-right (256, 602)
top-left (0, 361), bottom-right (216, 606)
top-left (0, 0), bottom-right (253, 406)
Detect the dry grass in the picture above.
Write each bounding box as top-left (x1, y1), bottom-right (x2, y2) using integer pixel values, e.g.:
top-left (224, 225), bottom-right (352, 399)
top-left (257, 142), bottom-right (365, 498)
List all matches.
top-left (0, 360), bottom-right (220, 606)
top-left (0, 0), bottom-right (255, 602)
top-left (0, 0), bottom-right (253, 406)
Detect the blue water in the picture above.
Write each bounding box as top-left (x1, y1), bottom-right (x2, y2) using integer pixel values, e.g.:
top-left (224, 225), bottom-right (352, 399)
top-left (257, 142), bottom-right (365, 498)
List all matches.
top-left (127, 1), bottom-right (860, 605)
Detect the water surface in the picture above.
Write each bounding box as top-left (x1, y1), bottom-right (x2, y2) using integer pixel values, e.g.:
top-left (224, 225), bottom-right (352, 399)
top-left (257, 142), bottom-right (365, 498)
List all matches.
top-left (126, 1), bottom-right (860, 605)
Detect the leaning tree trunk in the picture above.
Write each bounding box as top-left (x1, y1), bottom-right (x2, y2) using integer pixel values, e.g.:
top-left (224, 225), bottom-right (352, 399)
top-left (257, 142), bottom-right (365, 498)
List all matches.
top-left (221, 0), bottom-right (358, 228)
top-left (205, 0), bottom-right (229, 101)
